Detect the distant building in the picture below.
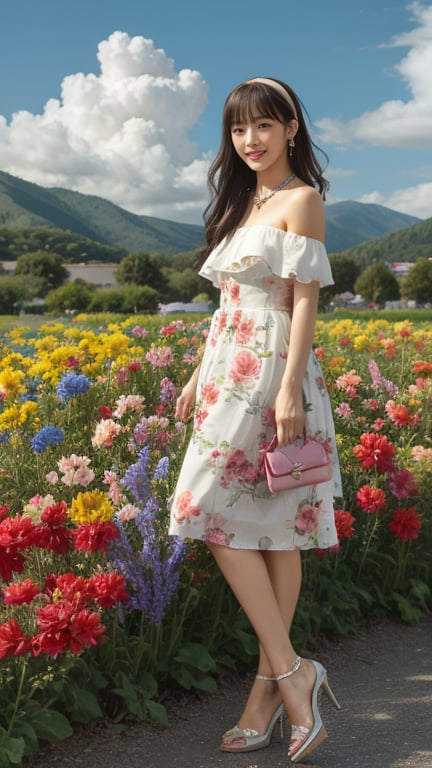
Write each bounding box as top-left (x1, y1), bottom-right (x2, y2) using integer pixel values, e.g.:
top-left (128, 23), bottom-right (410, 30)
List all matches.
top-left (387, 262), bottom-right (415, 276)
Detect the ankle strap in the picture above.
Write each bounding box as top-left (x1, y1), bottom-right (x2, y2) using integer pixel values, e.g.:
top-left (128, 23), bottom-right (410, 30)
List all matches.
top-left (274, 656), bottom-right (302, 681)
top-left (255, 673), bottom-right (276, 681)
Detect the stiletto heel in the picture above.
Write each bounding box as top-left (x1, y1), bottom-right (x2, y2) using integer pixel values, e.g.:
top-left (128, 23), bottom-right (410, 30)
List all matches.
top-left (321, 674), bottom-right (342, 710)
top-left (220, 672), bottom-right (284, 753)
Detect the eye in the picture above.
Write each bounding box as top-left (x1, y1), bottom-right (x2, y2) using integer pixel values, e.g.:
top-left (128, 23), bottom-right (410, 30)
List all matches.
top-left (231, 126), bottom-right (244, 135)
top-left (258, 121), bottom-right (272, 129)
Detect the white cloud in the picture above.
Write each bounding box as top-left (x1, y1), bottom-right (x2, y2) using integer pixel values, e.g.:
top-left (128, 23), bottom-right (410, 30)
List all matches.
top-left (316, 2), bottom-right (432, 148)
top-left (0, 31), bottom-right (210, 223)
top-left (360, 182), bottom-right (432, 219)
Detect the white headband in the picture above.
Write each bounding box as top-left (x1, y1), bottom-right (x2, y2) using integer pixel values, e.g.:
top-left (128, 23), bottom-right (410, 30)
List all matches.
top-left (246, 78), bottom-right (298, 120)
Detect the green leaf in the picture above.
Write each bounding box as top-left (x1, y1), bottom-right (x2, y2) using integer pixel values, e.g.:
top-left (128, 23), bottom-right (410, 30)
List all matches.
top-left (70, 688), bottom-right (103, 724)
top-left (4, 736), bottom-right (25, 765)
top-left (27, 709), bottom-right (73, 743)
top-left (145, 700), bottom-right (168, 727)
top-left (10, 721), bottom-right (38, 755)
top-left (191, 675), bottom-right (218, 693)
top-left (174, 643), bottom-right (216, 673)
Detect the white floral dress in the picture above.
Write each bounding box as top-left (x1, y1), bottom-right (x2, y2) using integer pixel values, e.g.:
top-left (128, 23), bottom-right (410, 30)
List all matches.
top-left (169, 226), bottom-right (342, 550)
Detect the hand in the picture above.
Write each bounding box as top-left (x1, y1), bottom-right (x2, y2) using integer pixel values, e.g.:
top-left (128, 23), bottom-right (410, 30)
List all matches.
top-left (175, 375), bottom-right (198, 421)
top-left (273, 387), bottom-right (305, 446)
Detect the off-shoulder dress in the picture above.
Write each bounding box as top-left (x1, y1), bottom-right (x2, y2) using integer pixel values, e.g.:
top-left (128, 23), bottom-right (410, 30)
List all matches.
top-left (169, 226), bottom-right (342, 550)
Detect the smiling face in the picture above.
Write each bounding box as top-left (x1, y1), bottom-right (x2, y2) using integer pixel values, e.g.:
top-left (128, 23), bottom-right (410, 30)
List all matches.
top-left (231, 115), bottom-right (293, 174)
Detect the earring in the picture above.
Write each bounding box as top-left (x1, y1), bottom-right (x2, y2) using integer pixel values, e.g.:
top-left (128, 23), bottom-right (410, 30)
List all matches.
top-left (289, 138), bottom-right (295, 157)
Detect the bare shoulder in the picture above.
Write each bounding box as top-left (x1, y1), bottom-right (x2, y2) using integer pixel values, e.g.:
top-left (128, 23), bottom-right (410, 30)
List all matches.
top-left (286, 186), bottom-right (325, 242)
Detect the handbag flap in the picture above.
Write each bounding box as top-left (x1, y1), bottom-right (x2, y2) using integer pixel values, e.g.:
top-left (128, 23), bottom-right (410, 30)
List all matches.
top-left (265, 439), bottom-right (329, 479)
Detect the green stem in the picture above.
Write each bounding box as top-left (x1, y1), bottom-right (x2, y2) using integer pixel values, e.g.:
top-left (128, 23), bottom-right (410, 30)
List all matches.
top-left (356, 515), bottom-right (379, 581)
top-left (6, 657), bottom-right (27, 737)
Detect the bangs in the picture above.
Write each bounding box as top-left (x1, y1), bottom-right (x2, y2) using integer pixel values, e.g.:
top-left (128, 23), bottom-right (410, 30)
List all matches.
top-left (226, 83), bottom-right (284, 126)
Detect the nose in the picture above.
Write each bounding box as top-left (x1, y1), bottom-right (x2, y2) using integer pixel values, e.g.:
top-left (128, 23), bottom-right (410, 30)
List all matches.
top-left (245, 126), bottom-right (258, 146)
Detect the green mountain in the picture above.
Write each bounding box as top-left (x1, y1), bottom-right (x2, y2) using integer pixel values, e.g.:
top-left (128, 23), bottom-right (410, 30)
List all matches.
top-left (324, 201), bottom-right (420, 253)
top-left (334, 216), bottom-right (432, 269)
top-left (0, 171), bottom-right (204, 255)
top-left (0, 171), bottom-right (422, 256)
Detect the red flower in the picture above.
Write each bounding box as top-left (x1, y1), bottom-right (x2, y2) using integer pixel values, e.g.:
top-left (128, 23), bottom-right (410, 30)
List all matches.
top-left (87, 573), bottom-right (130, 609)
top-left (128, 361), bottom-right (142, 372)
top-left (69, 609), bottom-right (106, 653)
top-left (3, 578), bottom-right (40, 605)
top-left (41, 501), bottom-right (68, 526)
top-left (32, 599), bottom-right (76, 656)
top-left (52, 573), bottom-right (90, 607)
top-left (32, 523), bottom-right (73, 554)
top-left (0, 550), bottom-right (26, 582)
top-left (98, 405), bottom-right (113, 419)
top-left (0, 505), bottom-right (10, 520)
top-left (353, 433), bottom-right (396, 473)
top-left (334, 509), bottom-right (355, 540)
top-left (388, 468), bottom-right (418, 499)
top-left (72, 521), bottom-right (119, 553)
top-left (412, 360), bottom-right (432, 375)
top-left (385, 400), bottom-right (412, 427)
top-left (356, 485), bottom-right (387, 514)
top-left (0, 514), bottom-right (35, 550)
top-left (388, 507), bottom-right (422, 541)
top-left (0, 619), bottom-right (31, 658)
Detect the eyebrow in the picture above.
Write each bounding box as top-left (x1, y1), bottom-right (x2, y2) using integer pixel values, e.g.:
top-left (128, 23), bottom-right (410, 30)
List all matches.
top-left (231, 114), bottom-right (271, 126)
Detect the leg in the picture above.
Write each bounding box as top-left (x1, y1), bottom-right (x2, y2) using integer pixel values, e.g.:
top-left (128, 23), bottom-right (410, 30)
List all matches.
top-left (236, 550), bottom-right (302, 733)
top-left (208, 544), bottom-right (317, 742)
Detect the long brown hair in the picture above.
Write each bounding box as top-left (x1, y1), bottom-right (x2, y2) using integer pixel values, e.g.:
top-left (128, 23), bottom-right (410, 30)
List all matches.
top-left (201, 78), bottom-right (329, 263)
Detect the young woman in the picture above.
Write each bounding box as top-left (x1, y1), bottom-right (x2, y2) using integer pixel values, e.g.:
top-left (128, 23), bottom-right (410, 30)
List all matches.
top-left (169, 77), bottom-right (342, 763)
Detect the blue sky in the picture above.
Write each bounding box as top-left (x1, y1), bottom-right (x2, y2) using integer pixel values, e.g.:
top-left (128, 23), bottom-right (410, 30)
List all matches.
top-left (1, 0), bottom-right (431, 224)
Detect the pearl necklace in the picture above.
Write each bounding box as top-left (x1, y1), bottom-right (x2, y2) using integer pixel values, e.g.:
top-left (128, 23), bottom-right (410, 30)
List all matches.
top-left (253, 173), bottom-right (296, 209)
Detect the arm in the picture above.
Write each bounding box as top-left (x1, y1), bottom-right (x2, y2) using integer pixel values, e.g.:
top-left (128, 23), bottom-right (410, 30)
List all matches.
top-left (274, 188), bottom-right (324, 445)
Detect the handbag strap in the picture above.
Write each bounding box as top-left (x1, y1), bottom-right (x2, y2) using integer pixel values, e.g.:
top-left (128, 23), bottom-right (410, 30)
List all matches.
top-left (267, 429), bottom-right (307, 453)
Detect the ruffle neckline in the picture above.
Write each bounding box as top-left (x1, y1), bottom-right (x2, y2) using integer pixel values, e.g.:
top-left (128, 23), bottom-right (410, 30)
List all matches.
top-left (199, 226), bottom-right (334, 287)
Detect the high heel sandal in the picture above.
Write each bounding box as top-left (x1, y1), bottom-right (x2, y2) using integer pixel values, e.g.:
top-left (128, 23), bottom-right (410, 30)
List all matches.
top-left (219, 673), bottom-right (285, 753)
top-left (275, 657), bottom-right (341, 763)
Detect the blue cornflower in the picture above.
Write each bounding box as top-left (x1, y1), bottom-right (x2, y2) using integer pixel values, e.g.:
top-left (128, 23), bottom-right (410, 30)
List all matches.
top-left (30, 426), bottom-right (64, 453)
top-left (0, 430), bottom-right (11, 444)
top-left (56, 372), bottom-right (92, 404)
top-left (154, 456), bottom-right (169, 480)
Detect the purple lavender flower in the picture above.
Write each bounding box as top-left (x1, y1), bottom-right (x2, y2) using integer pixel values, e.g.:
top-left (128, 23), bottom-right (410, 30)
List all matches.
top-left (56, 372), bottom-right (92, 404)
top-left (160, 377), bottom-right (177, 405)
top-left (31, 426), bottom-right (64, 453)
top-left (121, 446), bottom-right (151, 503)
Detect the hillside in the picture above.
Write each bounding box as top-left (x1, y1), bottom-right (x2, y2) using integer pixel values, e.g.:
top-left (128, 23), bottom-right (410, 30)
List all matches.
top-left (335, 217), bottom-right (432, 269)
top-left (0, 171), bottom-right (204, 255)
top-left (324, 201), bottom-right (420, 253)
top-left (0, 171), bottom-right (422, 256)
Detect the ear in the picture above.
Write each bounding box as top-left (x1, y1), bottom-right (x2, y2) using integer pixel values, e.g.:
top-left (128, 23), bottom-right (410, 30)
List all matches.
top-left (286, 119), bottom-right (298, 141)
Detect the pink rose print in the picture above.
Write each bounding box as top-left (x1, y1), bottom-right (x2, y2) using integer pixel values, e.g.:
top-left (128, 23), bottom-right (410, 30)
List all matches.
top-left (174, 490), bottom-right (201, 522)
top-left (202, 528), bottom-right (230, 545)
top-left (201, 382), bottom-right (219, 406)
top-left (235, 317), bottom-right (255, 345)
top-left (227, 278), bottom-right (240, 305)
top-left (229, 350), bottom-right (262, 387)
top-left (295, 503), bottom-right (320, 534)
top-left (220, 449), bottom-right (258, 489)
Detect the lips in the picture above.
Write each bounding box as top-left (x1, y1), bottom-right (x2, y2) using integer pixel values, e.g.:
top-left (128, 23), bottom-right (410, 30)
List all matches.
top-left (247, 151), bottom-right (265, 160)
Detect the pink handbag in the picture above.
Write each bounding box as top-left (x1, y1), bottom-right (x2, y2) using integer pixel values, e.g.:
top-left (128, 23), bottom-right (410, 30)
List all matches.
top-left (264, 434), bottom-right (333, 493)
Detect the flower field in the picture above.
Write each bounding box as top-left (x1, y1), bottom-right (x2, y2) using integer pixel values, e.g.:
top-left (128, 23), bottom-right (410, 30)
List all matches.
top-left (0, 311), bottom-right (431, 765)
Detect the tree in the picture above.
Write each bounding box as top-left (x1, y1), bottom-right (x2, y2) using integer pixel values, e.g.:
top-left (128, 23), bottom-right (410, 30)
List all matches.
top-left (14, 251), bottom-right (69, 297)
top-left (115, 251), bottom-right (167, 292)
top-left (0, 278), bottom-right (30, 314)
top-left (354, 262), bottom-right (400, 305)
top-left (320, 254), bottom-right (361, 309)
top-left (88, 286), bottom-right (159, 314)
top-left (401, 258), bottom-right (432, 304)
top-left (45, 282), bottom-right (96, 314)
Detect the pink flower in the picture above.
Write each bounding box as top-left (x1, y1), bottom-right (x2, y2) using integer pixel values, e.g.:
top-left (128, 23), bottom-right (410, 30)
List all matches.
top-left (113, 395), bottom-right (145, 418)
top-left (229, 350), bottom-right (262, 387)
top-left (145, 345), bottom-right (174, 368)
top-left (335, 402), bottom-right (352, 419)
top-left (91, 419), bottom-right (121, 448)
top-left (116, 504), bottom-right (141, 522)
top-left (235, 317), bottom-right (255, 345)
top-left (412, 445), bottom-right (432, 463)
top-left (295, 503), bottom-right (320, 533)
top-left (173, 491), bottom-right (201, 522)
top-left (388, 468), bottom-right (418, 499)
top-left (46, 471), bottom-right (59, 485)
top-left (103, 470), bottom-right (122, 504)
top-left (57, 454), bottom-right (95, 487)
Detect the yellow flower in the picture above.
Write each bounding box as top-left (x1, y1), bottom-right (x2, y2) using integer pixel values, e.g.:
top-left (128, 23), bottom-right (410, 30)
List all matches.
top-left (352, 334), bottom-right (371, 352)
top-left (0, 368), bottom-right (26, 398)
top-left (69, 491), bottom-right (114, 524)
top-left (0, 400), bottom-right (37, 430)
